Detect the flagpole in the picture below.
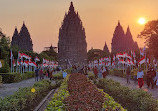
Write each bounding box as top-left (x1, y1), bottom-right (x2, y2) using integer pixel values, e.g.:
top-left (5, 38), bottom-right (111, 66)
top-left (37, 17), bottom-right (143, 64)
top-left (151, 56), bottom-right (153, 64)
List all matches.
top-left (10, 49), bottom-right (12, 73)
top-left (13, 57), bottom-right (14, 73)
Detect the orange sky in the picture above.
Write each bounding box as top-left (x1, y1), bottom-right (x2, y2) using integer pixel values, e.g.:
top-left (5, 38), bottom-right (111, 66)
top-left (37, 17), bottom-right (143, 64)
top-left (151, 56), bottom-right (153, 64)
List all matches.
top-left (0, 0), bottom-right (158, 53)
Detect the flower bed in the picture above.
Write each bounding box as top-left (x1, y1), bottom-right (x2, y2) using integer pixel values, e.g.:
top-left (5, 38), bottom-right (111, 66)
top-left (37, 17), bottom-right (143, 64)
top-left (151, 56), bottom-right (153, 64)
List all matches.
top-left (47, 73), bottom-right (125, 111)
top-left (0, 80), bottom-right (52, 111)
top-left (95, 78), bottom-right (158, 111)
top-left (0, 72), bottom-right (35, 83)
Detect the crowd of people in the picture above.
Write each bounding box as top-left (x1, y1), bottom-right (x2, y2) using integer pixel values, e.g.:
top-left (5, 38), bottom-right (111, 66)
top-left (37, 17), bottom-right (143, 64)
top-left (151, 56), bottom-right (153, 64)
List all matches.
top-left (127, 66), bottom-right (158, 89)
top-left (34, 67), bottom-right (62, 81)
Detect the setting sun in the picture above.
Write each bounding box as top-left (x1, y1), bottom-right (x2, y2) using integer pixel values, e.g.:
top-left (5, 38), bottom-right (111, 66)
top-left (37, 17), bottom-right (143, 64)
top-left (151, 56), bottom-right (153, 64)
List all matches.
top-left (138, 17), bottom-right (146, 25)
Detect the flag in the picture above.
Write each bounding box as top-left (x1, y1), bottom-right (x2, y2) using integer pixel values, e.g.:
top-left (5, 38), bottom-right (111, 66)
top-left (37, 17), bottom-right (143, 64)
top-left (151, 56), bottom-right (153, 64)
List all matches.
top-left (113, 55), bottom-right (115, 61)
top-left (23, 61), bottom-right (29, 67)
top-left (13, 59), bottom-right (16, 66)
top-left (133, 51), bottom-right (136, 58)
top-left (147, 58), bottom-right (150, 64)
top-left (138, 56), bottom-right (145, 65)
top-left (17, 61), bottom-right (20, 66)
top-left (18, 52), bottom-right (23, 59)
top-left (35, 56), bottom-right (40, 62)
top-left (10, 49), bottom-right (13, 59)
top-left (22, 53), bottom-right (29, 59)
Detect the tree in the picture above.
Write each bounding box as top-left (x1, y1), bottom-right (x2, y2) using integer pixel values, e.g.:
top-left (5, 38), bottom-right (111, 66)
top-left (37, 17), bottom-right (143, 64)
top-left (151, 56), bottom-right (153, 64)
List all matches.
top-left (139, 20), bottom-right (158, 58)
top-left (0, 29), bottom-right (10, 72)
top-left (87, 49), bottom-right (109, 61)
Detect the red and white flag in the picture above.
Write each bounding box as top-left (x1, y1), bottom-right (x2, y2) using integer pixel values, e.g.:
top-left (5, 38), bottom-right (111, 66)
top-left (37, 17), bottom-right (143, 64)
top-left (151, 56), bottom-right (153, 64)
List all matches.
top-left (18, 52), bottom-right (23, 59)
top-left (138, 56), bottom-right (145, 65)
top-left (35, 56), bottom-right (40, 62)
top-left (10, 50), bottom-right (13, 59)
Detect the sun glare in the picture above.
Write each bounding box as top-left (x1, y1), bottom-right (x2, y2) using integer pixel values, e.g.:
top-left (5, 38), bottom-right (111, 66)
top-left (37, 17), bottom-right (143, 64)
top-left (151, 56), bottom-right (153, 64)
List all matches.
top-left (138, 17), bottom-right (146, 25)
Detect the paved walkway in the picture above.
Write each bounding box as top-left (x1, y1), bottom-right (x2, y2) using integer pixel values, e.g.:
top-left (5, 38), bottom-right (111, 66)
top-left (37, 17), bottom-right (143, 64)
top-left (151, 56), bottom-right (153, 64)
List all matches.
top-left (0, 77), bottom-right (55, 98)
top-left (106, 75), bottom-right (158, 99)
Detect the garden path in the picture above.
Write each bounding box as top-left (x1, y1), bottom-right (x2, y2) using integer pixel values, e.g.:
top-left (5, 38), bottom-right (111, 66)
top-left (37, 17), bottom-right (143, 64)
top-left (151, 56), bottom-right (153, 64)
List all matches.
top-left (0, 77), bottom-right (55, 98)
top-left (107, 75), bottom-right (158, 99)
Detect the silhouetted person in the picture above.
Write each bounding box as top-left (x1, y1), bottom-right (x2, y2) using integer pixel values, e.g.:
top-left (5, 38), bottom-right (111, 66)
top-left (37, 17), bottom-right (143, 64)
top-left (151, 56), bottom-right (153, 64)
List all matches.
top-left (93, 66), bottom-right (98, 78)
top-left (35, 67), bottom-right (39, 81)
top-left (126, 66), bottom-right (131, 84)
top-left (146, 68), bottom-right (156, 89)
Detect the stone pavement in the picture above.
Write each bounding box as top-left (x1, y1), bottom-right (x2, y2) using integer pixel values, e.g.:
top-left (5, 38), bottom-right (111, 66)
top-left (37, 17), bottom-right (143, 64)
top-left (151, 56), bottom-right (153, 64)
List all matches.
top-left (107, 75), bottom-right (158, 99)
top-left (0, 77), bottom-right (55, 99)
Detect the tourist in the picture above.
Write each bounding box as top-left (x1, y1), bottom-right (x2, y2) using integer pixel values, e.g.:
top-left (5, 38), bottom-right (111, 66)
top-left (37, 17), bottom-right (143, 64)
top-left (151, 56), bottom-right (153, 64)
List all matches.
top-left (93, 66), bottom-right (98, 78)
top-left (137, 68), bottom-right (144, 88)
top-left (39, 68), bottom-right (44, 80)
top-left (84, 66), bottom-right (88, 75)
top-left (35, 67), bottom-right (39, 81)
top-left (126, 66), bottom-right (131, 84)
top-left (47, 68), bottom-right (50, 79)
top-left (154, 70), bottom-right (158, 88)
top-left (49, 69), bottom-right (53, 80)
top-left (102, 66), bottom-right (107, 78)
top-left (146, 68), bottom-right (156, 89)
top-left (132, 66), bottom-right (138, 83)
top-left (98, 66), bottom-right (102, 78)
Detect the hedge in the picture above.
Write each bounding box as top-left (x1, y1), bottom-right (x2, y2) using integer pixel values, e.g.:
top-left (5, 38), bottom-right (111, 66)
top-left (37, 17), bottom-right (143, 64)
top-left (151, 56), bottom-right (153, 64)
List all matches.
top-left (95, 78), bottom-right (158, 111)
top-left (0, 80), bottom-right (52, 111)
top-left (53, 72), bottom-right (63, 80)
top-left (46, 75), bottom-right (69, 110)
top-left (0, 72), bottom-right (35, 83)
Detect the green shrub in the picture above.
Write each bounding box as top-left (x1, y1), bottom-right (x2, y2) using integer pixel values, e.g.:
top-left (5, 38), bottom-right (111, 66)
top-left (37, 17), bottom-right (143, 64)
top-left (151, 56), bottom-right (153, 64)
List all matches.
top-left (65, 68), bottom-right (72, 74)
top-left (88, 72), bottom-right (95, 80)
top-left (53, 72), bottom-right (63, 80)
top-left (0, 80), bottom-right (51, 111)
top-left (0, 72), bottom-right (34, 83)
top-left (95, 79), bottom-right (158, 111)
top-left (46, 75), bottom-right (69, 111)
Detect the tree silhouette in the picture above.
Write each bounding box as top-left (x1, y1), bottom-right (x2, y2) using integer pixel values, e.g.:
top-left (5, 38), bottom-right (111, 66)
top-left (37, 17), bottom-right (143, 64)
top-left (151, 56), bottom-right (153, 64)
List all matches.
top-left (138, 20), bottom-right (158, 58)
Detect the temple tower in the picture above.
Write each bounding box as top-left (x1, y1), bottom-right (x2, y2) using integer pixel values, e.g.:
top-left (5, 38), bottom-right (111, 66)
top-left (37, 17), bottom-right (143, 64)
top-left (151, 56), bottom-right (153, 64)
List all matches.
top-left (11, 22), bottom-right (33, 51)
top-left (58, 2), bottom-right (87, 67)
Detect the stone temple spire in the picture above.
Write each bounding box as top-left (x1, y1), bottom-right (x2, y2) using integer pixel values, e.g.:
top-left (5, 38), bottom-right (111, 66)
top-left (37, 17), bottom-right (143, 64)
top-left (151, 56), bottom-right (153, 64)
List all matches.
top-left (103, 41), bottom-right (110, 54)
top-left (11, 27), bottom-right (20, 47)
top-left (69, 1), bottom-right (74, 12)
top-left (58, 2), bottom-right (87, 67)
top-left (111, 21), bottom-right (125, 53)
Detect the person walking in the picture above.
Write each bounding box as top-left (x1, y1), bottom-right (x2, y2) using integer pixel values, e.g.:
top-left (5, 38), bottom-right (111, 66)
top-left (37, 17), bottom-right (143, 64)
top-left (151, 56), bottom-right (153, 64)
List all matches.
top-left (137, 68), bottom-right (144, 88)
top-left (93, 66), bottom-right (98, 79)
top-left (35, 67), bottom-right (39, 81)
top-left (154, 70), bottom-right (158, 88)
top-left (39, 68), bottom-right (43, 80)
top-left (98, 66), bottom-right (102, 78)
top-left (49, 69), bottom-right (53, 80)
top-left (102, 66), bottom-right (107, 78)
top-left (146, 68), bottom-right (156, 89)
top-left (126, 66), bottom-right (131, 84)
top-left (132, 66), bottom-right (138, 83)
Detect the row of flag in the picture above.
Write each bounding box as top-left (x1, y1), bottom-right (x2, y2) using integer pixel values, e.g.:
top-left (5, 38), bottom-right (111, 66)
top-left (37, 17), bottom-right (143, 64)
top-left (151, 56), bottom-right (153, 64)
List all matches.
top-left (10, 50), bottom-right (58, 73)
top-left (88, 48), bottom-right (157, 68)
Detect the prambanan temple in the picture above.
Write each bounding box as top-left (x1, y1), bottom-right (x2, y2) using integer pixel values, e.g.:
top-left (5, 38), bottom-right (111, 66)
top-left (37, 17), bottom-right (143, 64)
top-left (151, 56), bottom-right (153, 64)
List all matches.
top-left (58, 2), bottom-right (87, 67)
top-left (111, 21), bottom-right (139, 53)
top-left (11, 22), bottom-right (33, 51)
